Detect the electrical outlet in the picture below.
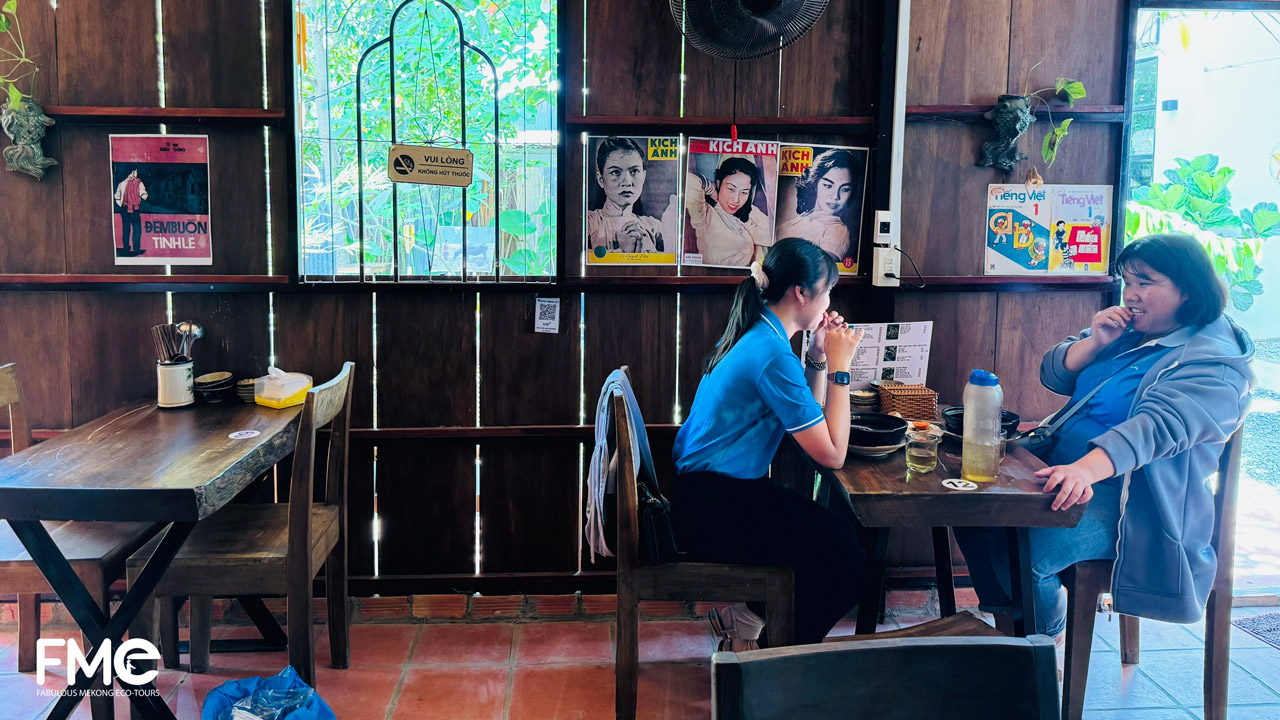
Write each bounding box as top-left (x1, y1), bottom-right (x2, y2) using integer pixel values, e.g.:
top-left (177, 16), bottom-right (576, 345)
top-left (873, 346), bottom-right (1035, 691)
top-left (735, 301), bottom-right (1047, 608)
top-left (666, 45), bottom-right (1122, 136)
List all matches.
top-left (872, 209), bottom-right (900, 288)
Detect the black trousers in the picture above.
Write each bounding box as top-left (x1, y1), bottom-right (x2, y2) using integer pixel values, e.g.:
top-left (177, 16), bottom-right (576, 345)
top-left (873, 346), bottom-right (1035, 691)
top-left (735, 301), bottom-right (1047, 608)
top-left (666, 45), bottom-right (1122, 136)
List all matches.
top-left (669, 471), bottom-right (864, 645)
top-left (121, 209), bottom-right (143, 253)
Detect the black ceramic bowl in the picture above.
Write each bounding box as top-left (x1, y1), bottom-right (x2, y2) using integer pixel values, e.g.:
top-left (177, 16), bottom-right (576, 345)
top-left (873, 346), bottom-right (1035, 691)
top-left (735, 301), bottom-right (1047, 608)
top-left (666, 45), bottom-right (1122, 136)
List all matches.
top-left (848, 413), bottom-right (908, 447)
top-left (941, 407), bottom-right (1021, 437)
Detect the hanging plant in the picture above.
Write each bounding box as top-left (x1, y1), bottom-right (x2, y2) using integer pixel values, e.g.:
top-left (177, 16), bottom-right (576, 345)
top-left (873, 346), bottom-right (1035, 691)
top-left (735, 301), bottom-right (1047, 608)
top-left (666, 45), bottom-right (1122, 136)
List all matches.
top-left (0, 0), bottom-right (56, 181)
top-left (977, 62), bottom-right (1087, 174)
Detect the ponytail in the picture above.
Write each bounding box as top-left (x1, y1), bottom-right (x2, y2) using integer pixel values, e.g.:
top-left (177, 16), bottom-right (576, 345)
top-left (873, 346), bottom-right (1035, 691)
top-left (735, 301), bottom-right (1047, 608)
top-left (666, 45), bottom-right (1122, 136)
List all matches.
top-left (703, 237), bottom-right (839, 373)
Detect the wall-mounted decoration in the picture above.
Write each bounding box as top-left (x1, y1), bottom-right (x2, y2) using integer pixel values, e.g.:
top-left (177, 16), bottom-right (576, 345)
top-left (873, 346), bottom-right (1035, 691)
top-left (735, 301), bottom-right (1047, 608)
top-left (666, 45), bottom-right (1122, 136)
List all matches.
top-left (977, 70), bottom-right (1088, 175)
top-left (109, 134), bottom-right (213, 265)
top-left (670, 0), bottom-right (830, 60)
top-left (682, 137), bottom-right (779, 269)
top-left (985, 183), bottom-right (1112, 276)
top-left (585, 136), bottom-right (680, 266)
top-left (0, 1), bottom-right (55, 181)
top-left (775, 143), bottom-right (870, 274)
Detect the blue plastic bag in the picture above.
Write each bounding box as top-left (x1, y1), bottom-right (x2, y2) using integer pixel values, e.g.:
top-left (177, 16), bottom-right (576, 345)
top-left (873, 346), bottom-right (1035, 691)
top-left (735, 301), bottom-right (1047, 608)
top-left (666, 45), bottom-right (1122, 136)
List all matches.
top-left (201, 666), bottom-right (337, 720)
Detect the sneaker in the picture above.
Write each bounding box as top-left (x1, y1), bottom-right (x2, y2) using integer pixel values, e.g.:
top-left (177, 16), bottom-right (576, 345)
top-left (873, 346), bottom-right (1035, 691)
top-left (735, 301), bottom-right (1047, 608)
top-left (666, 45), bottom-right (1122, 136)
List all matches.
top-left (1054, 631), bottom-right (1066, 682)
top-left (708, 607), bottom-right (762, 653)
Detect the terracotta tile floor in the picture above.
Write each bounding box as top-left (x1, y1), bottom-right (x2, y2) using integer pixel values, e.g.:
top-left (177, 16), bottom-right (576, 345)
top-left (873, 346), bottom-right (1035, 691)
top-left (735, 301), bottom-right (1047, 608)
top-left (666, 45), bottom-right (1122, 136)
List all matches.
top-left (6, 608), bottom-right (1280, 719)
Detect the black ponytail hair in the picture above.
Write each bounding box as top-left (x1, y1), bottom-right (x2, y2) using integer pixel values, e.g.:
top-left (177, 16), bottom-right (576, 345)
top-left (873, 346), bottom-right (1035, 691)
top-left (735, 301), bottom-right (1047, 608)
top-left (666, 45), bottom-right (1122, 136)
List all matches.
top-left (703, 237), bottom-right (840, 373)
top-left (589, 136), bottom-right (648, 216)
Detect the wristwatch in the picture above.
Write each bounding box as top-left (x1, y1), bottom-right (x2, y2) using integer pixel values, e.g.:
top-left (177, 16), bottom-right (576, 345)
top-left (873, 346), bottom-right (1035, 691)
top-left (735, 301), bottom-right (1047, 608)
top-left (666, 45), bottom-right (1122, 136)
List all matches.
top-left (827, 371), bottom-right (851, 386)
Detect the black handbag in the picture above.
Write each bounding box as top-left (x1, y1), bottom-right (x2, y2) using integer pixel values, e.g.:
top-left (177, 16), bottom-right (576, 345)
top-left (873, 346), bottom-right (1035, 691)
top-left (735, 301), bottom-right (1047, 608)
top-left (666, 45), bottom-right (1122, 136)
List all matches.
top-left (637, 481), bottom-right (679, 564)
top-left (1010, 372), bottom-right (1120, 458)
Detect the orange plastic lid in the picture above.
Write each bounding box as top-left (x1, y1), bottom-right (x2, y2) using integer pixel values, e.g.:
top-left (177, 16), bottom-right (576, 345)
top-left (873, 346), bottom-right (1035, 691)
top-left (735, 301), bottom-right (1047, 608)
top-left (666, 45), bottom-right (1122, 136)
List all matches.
top-left (911, 421), bottom-right (931, 430)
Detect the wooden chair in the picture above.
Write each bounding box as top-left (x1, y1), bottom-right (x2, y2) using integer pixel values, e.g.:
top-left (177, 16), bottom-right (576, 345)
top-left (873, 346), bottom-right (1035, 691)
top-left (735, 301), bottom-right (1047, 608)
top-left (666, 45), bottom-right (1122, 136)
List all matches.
top-left (127, 362), bottom-right (354, 687)
top-left (0, 363), bottom-right (163, 720)
top-left (1061, 430), bottom-right (1243, 720)
top-left (607, 367), bottom-right (795, 720)
top-left (714, 623), bottom-right (1059, 720)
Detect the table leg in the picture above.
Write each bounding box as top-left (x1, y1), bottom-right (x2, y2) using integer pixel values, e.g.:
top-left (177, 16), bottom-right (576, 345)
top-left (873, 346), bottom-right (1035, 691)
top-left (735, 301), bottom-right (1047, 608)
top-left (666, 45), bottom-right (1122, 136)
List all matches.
top-left (1007, 527), bottom-right (1036, 637)
top-left (8, 520), bottom-right (194, 720)
top-left (932, 527), bottom-right (956, 617)
top-left (856, 528), bottom-right (889, 634)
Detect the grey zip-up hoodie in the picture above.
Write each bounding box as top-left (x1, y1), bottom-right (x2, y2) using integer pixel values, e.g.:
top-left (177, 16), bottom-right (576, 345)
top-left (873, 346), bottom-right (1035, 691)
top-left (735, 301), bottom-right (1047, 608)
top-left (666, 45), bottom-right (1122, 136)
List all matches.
top-left (1040, 314), bottom-right (1254, 623)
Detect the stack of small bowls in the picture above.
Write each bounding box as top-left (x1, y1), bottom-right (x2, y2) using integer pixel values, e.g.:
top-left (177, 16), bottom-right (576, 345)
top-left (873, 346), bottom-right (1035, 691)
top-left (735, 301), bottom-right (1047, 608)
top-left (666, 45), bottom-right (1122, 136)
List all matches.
top-left (850, 389), bottom-right (879, 414)
top-left (194, 372), bottom-right (234, 403)
top-left (236, 378), bottom-right (257, 404)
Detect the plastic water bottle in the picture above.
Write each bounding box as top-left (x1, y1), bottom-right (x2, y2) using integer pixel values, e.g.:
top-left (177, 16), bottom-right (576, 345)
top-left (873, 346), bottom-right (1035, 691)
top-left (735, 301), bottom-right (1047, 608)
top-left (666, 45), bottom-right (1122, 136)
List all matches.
top-left (961, 369), bottom-right (1003, 482)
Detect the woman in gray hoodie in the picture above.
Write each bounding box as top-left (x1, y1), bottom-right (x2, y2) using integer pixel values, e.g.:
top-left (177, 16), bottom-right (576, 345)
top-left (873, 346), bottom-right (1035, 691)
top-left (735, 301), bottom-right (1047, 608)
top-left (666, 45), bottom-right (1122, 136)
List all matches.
top-left (956, 232), bottom-right (1255, 642)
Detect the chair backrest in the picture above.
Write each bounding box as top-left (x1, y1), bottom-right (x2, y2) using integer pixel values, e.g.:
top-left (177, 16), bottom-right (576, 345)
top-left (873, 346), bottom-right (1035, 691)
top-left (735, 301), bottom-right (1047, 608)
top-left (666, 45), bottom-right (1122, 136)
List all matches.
top-left (0, 363), bottom-right (33, 454)
top-left (712, 635), bottom-right (1060, 720)
top-left (613, 385), bottom-right (640, 577)
top-left (1211, 429), bottom-right (1244, 588)
top-left (288, 363), bottom-right (355, 555)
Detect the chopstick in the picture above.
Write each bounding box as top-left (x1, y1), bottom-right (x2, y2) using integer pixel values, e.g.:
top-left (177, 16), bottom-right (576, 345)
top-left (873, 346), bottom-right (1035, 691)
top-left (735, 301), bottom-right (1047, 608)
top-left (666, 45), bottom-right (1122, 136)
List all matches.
top-left (152, 324), bottom-right (185, 363)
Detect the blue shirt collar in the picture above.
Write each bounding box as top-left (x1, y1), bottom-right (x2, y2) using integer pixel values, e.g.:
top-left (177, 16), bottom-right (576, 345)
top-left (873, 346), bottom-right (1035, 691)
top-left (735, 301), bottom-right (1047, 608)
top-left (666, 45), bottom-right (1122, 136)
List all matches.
top-left (759, 307), bottom-right (788, 343)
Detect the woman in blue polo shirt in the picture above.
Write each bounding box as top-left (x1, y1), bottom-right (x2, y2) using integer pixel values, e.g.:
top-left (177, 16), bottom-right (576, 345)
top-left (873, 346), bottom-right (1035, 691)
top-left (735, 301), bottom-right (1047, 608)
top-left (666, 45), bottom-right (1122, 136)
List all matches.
top-left (955, 233), bottom-right (1253, 661)
top-left (671, 237), bottom-right (865, 650)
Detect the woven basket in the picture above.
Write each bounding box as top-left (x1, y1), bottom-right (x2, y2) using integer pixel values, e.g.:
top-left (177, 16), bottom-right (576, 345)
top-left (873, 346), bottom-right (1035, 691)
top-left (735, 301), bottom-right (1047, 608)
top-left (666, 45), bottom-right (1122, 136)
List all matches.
top-left (877, 381), bottom-right (939, 421)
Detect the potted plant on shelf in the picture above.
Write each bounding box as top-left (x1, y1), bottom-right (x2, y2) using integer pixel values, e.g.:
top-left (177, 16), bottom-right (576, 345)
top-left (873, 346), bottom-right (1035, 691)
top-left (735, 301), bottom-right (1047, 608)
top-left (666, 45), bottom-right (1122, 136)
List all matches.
top-left (0, 0), bottom-right (55, 181)
top-left (977, 62), bottom-right (1087, 175)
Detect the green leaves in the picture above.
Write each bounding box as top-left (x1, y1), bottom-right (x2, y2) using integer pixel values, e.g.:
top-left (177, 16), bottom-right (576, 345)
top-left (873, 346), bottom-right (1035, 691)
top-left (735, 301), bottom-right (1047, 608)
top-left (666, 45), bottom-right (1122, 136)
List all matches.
top-left (2, 1), bottom-right (16, 15)
top-left (0, 14), bottom-right (9, 33)
top-left (1054, 78), bottom-right (1087, 108)
top-left (5, 81), bottom-right (19, 108)
top-left (1041, 118), bottom-right (1072, 168)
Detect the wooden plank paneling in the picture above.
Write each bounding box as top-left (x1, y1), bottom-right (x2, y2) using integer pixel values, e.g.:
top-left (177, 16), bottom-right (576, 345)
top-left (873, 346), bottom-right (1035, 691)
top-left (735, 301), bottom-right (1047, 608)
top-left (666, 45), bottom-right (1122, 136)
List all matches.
top-left (376, 441), bottom-right (475, 575)
top-left (566, 136), bottom-right (585, 278)
top-left (169, 125), bottom-right (270, 276)
top-left (375, 294), bottom-right (475, 427)
top-left (566, 0), bottom-right (584, 114)
top-left (995, 291), bottom-right (1103, 421)
top-left (269, 126), bottom-right (292, 276)
top-left (17, 0), bottom-right (58, 105)
top-left (480, 439), bottom-right (579, 573)
top-left (346, 442), bottom-right (376, 576)
top-left (162, 0), bottom-right (270, 108)
top-left (56, 0), bottom-right (158, 106)
top-left (780, 0), bottom-right (880, 117)
top-left (584, 292), bottom-right (677, 424)
top-left (907, 0), bottom-right (1012, 105)
top-left (895, 292), bottom-right (997, 406)
top-left (584, 0), bottom-right (681, 117)
top-left (0, 128), bottom-right (64, 274)
top-left (170, 293), bottom-right (270, 381)
top-left (61, 125), bottom-right (165, 275)
top-left (900, 124), bottom-right (1006, 276)
top-left (676, 291), bottom-right (733, 416)
top-left (0, 292), bottom-right (71, 430)
top-left (67, 292), bottom-right (164, 425)
top-left (480, 293), bottom-right (580, 426)
top-left (1029, 122), bottom-right (1119, 186)
top-left (274, 293), bottom-right (374, 426)
top-left (1008, 0), bottom-right (1125, 106)
top-left (683, 51), bottom-right (780, 119)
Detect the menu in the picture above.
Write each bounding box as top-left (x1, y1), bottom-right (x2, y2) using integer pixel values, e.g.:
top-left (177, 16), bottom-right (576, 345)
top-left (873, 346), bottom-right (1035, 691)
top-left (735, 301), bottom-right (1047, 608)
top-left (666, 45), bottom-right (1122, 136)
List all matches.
top-left (808, 321), bottom-right (933, 391)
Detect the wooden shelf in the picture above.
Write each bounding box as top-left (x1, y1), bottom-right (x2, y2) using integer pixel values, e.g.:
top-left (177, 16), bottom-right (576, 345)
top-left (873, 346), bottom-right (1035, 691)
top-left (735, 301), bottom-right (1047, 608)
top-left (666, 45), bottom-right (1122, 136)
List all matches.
top-left (567, 114), bottom-right (876, 133)
top-left (43, 106), bottom-right (286, 125)
top-left (911, 275), bottom-right (1119, 292)
top-left (0, 274), bottom-right (291, 292)
top-left (906, 104), bottom-right (1126, 124)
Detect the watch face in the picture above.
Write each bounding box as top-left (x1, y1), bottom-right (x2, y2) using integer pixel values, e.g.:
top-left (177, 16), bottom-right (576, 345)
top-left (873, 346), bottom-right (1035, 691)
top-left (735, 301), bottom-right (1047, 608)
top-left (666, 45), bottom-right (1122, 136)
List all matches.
top-left (832, 371), bottom-right (851, 385)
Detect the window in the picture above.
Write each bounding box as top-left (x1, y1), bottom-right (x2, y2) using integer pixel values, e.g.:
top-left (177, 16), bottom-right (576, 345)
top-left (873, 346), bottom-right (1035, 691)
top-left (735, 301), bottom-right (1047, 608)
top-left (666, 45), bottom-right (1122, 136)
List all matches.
top-left (295, 0), bottom-right (558, 280)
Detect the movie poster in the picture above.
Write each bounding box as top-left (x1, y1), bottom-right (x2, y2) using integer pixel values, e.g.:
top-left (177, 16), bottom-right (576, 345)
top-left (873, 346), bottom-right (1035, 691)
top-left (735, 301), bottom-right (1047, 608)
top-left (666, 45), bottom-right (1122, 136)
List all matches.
top-left (775, 143), bottom-right (870, 274)
top-left (682, 137), bottom-right (779, 269)
top-left (584, 136), bottom-right (680, 266)
top-left (985, 184), bottom-right (1112, 275)
top-left (110, 134), bottom-right (212, 265)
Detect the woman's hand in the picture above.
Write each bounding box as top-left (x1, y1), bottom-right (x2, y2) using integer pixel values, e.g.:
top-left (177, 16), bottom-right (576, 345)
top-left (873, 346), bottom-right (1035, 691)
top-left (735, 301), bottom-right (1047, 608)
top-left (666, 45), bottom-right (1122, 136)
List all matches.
top-left (1036, 448), bottom-right (1114, 510)
top-left (808, 311), bottom-right (846, 362)
top-left (1090, 306), bottom-right (1133, 348)
top-left (824, 324), bottom-right (864, 374)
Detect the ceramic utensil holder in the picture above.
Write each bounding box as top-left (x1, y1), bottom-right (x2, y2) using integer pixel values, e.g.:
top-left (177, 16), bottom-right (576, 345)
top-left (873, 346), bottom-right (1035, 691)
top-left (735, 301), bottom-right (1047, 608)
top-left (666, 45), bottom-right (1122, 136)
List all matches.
top-left (157, 360), bottom-right (195, 408)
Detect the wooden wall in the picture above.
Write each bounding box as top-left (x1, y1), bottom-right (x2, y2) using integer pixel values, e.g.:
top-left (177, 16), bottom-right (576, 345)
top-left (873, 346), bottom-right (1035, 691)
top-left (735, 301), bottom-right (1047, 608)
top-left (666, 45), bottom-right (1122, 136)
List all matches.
top-left (0, 0), bottom-right (1130, 585)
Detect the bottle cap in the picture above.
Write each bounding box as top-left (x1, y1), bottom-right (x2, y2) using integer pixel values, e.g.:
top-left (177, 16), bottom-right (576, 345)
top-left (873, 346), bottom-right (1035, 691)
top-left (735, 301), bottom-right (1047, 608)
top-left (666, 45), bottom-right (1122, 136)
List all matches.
top-left (911, 421), bottom-right (931, 430)
top-left (968, 369), bottom-right (1000, 387)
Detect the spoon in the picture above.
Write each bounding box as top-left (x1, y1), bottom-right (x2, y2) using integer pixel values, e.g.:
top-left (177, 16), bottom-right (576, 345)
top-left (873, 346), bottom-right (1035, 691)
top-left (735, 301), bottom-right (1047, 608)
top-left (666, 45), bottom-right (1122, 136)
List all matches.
top-left (176, 321), bottom-right (204, 359)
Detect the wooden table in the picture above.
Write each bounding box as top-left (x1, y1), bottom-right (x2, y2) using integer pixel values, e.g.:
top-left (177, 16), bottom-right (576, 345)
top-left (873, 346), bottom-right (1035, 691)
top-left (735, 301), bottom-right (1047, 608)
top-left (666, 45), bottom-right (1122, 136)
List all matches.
top-left (0, 401), bottom-right (302, 720)
top-left (827, 442), bottom-right (1085, 637)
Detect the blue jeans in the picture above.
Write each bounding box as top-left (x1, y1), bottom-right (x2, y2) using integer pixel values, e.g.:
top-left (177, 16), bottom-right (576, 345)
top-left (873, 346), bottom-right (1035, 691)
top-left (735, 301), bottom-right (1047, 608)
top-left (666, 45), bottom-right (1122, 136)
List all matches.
top-left (952, 481), bottom-right (1122, 637)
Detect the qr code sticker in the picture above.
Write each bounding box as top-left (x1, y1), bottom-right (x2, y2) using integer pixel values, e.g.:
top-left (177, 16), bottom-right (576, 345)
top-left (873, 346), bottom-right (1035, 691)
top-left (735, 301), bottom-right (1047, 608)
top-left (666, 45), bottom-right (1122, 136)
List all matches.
top-left (535, 297), bottom-right (560, 334)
